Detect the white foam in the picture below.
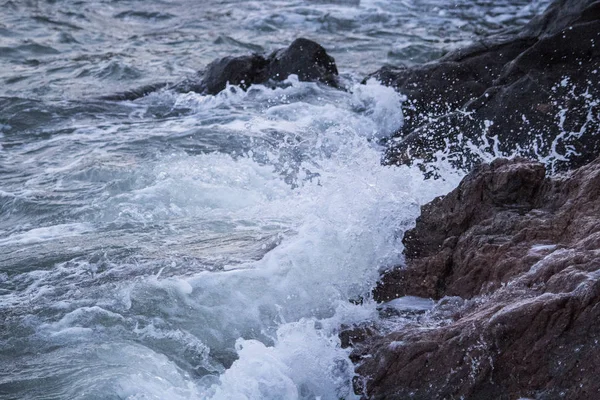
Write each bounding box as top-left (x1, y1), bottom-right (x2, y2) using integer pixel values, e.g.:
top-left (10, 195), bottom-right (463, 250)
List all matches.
top-left (0, 222), bottom-right (94, 246)
top-left (119, 80), bottom-right (460, 398)
top-left (4, 78), bottom-right (463, 399)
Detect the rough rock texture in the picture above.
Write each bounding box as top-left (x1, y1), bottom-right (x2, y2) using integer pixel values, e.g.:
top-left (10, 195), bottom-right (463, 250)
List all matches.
top-left (371, 0), bottom-right (600, 171)
top-left (104, 38), bottom-right (338, 100)
top-left (351, 157), bottom-right (600, 399)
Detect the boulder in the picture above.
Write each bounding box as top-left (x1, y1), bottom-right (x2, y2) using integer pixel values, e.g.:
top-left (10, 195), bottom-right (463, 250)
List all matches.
top-left (187, 54), bottom-right (269, 95)
top-left (265, 37), bottom-right (338, 88)
top-left (372, 0), bottom-right (600, 171)
top-left (102, 38), bottom-right (339, 100)
top-left (195, 37), bottom-right (339, 95)
top-left (374, 157), bottom-right (547, 301)
top-left (351, 157), bottom-right (600, 399)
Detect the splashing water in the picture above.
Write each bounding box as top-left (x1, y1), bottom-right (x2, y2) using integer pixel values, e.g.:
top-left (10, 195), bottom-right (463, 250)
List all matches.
top-left (0, 1), bottom-right (557, 398)
top-left (407, 76), bottom-right (600, 175)
top-left (1, 77), bottom-right (462, 399)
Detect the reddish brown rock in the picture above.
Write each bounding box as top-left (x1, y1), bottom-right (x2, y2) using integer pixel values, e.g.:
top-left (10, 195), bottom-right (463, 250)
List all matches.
top-left (353, 157), bottom-right (600, 399)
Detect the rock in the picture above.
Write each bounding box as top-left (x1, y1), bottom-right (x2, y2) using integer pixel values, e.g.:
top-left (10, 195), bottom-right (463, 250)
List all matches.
top-left (99, 82), bottom-right (170, 101)
top-left (196, 38), bottom-right (339, 95)
top-left (186, 54), bottom-right (269, 95)
top-left (374, 157), bottom-right (547, 301)
top-left (266, 38), bottom-right (338, 87)
top-left (103, 38), bottom-right (339, 100)
top-left (371, 0), bottom-right (600, 171)
top-left (351, 156), bottom-right (600, 399)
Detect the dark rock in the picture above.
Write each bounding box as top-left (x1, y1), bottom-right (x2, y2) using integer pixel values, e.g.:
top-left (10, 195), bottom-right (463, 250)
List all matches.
top-left (266, 38), bottom-right (338, 87)
top-left (196, 38), bottom-right (339, 95)
top-left (103, 38), bottom-right (339, 100)
top-left (372, 0), bottom-right (600, 171)
top-left (183, 54), bottom-right (270, 95)
top-left (339, 324), bottom-right (376, 350)
top-left (352, 156), bottom-right (600, 399)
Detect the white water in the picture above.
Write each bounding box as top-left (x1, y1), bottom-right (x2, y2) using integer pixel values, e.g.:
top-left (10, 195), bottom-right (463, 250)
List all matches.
top-left (0, 77), bottom-right (462, 399)
top-left (122, 81), bottom-right (461, 399)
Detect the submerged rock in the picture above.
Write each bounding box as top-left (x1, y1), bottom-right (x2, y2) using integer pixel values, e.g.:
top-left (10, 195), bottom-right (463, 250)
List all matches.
top-left (351, 156), bottom-right (600, 399)
top-left (371, 0), bottom-right (600, 171)
top-left (104, 38), bottom-right (338, 100)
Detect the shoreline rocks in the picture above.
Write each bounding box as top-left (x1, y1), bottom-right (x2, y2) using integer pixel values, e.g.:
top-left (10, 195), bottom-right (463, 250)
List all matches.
top-left (370, 0), bottom-right (600, 172)
top-left (350, 156), bottom-right (600, 399)
top-left (349, 1), bottom-right (600, 397)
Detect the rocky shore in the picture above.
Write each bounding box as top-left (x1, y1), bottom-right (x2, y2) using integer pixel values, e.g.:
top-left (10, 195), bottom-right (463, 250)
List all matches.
top-left (98, 2), bottom-right (600, 396)
top-left (346, 0), bottom-right (600, 397)
top-left (349, 156), bottom-right (600, 399)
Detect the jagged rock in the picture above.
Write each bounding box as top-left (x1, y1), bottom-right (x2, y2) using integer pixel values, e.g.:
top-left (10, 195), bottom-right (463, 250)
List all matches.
top-left (102, 38), bottom-right (338, 100)
top-left (352, 157), bottom-right (600, 399)
top-left (194, 38), bottom-right (339, 95)
top-left (374, 157), bottom-right (547, 301)
top-left (371, 0), bottom-right (600, 171)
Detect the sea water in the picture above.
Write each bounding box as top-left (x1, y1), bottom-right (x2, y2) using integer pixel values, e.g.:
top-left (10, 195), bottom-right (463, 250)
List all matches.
top-left (0, 1), bottom-right (551, 398)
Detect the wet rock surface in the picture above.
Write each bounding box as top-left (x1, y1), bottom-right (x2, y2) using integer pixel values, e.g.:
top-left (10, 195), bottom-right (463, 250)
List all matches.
top-left (351, 157), bottom-right (600, 399)
top-left (195, 37), bottom-right (339, 95)
top-left (371, 0), bottom-right (600, 171)
top-left (105, 38), bottom-right (338, 100)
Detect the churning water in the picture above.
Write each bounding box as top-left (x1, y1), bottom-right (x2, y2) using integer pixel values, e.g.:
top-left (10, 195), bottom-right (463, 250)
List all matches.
top-left (1, 1), bottom-right (550, 399)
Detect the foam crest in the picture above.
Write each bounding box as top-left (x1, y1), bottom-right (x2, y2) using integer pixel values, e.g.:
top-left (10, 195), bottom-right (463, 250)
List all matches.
top-left (208, 318), bottom-right (357, 400)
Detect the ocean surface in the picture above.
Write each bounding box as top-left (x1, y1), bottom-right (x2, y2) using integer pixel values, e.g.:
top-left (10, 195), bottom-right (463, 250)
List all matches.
top-left (0, 1), bottom-right (550, 399)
